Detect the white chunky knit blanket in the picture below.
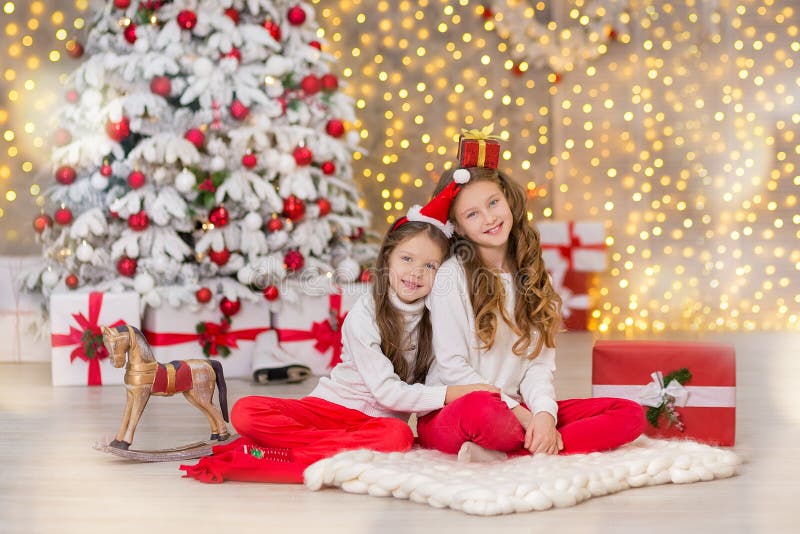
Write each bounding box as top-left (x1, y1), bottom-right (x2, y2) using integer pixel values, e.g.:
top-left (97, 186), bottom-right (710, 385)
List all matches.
top-left (304, 437), bottom-right (741, 516)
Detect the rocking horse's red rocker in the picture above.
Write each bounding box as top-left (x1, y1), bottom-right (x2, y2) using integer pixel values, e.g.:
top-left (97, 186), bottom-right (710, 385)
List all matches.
top-left (97, 324), bottom-right (233, 461)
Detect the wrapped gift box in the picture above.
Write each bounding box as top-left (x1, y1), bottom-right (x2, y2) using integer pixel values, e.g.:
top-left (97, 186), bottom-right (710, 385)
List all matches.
top-left (539, 221), bottom-right (606, 272)
top-left (554, 270), bottom-right (591, 331)
top-left (142, 300), bottom-right (270, 379)
top-left (592, 340), bottom-right (736, 446)
top-left (0, 256), bottom-right (49, 362)
top-left (51, 291), bottom-right (140, 386)
top-left (268, 281), bottom-right (371, 376)
top-left (458, 137), bottom-right (500, 169)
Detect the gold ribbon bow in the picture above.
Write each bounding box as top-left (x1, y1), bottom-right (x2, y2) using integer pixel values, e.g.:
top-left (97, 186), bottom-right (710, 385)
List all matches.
top-left (460, 123), bottom-right (502, 141)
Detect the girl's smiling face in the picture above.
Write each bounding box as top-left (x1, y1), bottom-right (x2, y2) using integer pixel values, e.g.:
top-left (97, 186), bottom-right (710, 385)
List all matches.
top-left (452, 179), bottom-right (514, 253)
top-left (387, 231), bottom-right (445, 303)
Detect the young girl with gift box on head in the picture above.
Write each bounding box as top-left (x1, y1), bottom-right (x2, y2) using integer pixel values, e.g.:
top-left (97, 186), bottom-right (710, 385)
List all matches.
top-left (416, 126), bottom-right (645, 462)
top-left (180, 197), bottom-right (499, 483)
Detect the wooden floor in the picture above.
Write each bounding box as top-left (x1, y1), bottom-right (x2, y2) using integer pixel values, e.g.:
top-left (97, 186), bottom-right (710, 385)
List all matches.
top-left (1, 332), bottom-right (798, 533)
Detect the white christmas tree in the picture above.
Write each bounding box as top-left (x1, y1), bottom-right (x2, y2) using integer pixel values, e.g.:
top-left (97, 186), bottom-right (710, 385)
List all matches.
top-left (29, 0), bottom-right (374, 316)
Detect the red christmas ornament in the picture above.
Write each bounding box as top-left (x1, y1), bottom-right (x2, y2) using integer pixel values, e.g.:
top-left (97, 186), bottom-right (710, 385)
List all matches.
top-left (224, 47), bottom-right (242, 62)
top-left (263, 284), bottom-right (279, 301)
top-left (359, 268), bottom-right (373, 283)
top-left (33, 214), bottom-right (52, 233)
top-left (55, 165), bottom-right (76, 185)
top-left (66, 40), bottom-right (84, 59)
top-left (230, 100), bottom-right (249, 120)
top-left (184, 128), bottom-right (205, 148)
top-left (123, 24), bottom-right (137, 44)
top-left (195, 287), bottom-right (212, 303)
top-left (117, 256), bottom-right (137, 277)
top-left (349, 227), bottom-right (364, 240)
top-left (208, 248), bottom-right (230, 266)
top-left (150, 76), bottom-right (171, 97)
top-left (317, 198), bottom-right (331, 216)
top-left (100, 163), bottom-right (113, 177)
top-left (114, 0), bottom-right (131, 8)
top-left (321, 161), bottom-right (335, 175)
top-left (326, 119), bottom-right (345, 138)
top-left (54, 207), bottom-right (73, 225)
top-left (65, 273), bottom-right (79, 289)
top-left (53, 128), bottom-right (72, 147)
top-left (209, 206), bottom-right (229, 227)
top-left (293, 146), bottom-right (313, 166)
top-left (300, 74), bottom-right (320, 95)
top-left (127, 211), bottom-right (149, 231)
top-left (65, 89), bottom-right (79, 103)
top-left (106, 117), bottom-right (130, 142)
top-left (266, 217), bottom-right (284, 232)
top-left (608, 28), bottom-right (618, 41)
top-left (309, 40), bottom-right (321, 50)
top-left (262, 19), bottom-right (282, 41)
top-left (552, 72), bottom-right (562, 85)
top-left (284, 250), bottom-right (304, 271)
top-left (127, 170), bottom-right (146, 189)
top-left (282, 195), bottom-right (306, 220)
top-left (224, 8), bottom-right (240, 24)
top-left (219, 297), bottom-right (241, 316)
top-left (481, 7), bottom-right (494, 19)
top-left (242, 153), bottom-right (257, 168)
top-left (177, 9), bottom-right (198, 30)
top-left (320, 73), bottom-right (338, 92)
top-left (287, 5), bottom-right (307, 26)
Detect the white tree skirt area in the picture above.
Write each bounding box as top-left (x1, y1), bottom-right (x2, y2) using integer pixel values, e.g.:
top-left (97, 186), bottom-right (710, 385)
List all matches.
top-left (304, 436), bottom-right (741, 516)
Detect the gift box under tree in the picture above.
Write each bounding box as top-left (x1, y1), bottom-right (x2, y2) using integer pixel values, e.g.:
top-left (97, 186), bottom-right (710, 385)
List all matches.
top-left (142, 299), bottom-right (270, 379)
top-left (1, 257), bottom-right (49, 362)
top-left (591, 340), bottom-right (736, 446)
top-left (538, 221), bottom-right (606, 330)
top-left (268, 281), bottom-right (371, 376)
top-left (50, 291), bottom-right (140, 386)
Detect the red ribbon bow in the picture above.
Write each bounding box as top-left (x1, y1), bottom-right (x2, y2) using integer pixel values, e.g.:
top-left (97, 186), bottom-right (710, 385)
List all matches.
top-left (143, 321), bottom-right (269, 357)
top-left (51, 292), bottom-right (125, 386)
top-left (275, 293), bottom-right (347, 368)
top-left (541, 221), bottom-right (605, 270)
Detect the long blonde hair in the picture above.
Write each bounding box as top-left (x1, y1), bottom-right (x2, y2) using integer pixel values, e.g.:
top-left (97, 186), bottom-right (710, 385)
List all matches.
top-left (372, 221), bottom-right (450, 383)
top-left (433, 166), bottom-right (562, 358)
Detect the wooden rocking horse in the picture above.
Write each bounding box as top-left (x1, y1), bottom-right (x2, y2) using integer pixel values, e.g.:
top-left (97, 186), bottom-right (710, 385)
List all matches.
top-left (95, 324), bottom-right (234, 461)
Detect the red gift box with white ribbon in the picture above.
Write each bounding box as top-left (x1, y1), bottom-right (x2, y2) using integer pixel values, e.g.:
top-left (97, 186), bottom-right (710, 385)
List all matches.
top-left (50, 291), bottom-right (140, 386)
top-left (591, 340), bottom-right (736, 446)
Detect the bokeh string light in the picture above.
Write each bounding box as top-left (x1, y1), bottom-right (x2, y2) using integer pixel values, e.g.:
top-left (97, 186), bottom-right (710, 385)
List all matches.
top-left (1, 0), bottom-right (798, 333)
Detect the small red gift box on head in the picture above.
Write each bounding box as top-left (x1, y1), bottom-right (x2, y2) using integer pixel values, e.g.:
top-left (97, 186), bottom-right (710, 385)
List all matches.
top-left (592, 340), bottom-right (736, 446)
top-left (457, 124), bottom-right (501, 169)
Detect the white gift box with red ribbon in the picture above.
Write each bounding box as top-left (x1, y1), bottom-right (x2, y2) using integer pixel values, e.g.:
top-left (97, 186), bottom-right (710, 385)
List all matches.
top-left (268, 281), bottom-right (371, 376)
top-left (50, 291), bottom-right (140, 386)
top-left (142, 301), bottom-right (270, 379)
top-left (539, 221), bottom-right (607, 272)
top-left (0, 257), bottom-right (49, 362)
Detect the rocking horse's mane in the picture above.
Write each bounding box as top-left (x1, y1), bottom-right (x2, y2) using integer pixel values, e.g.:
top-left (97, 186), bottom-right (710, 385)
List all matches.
top-left (114, 324), bottom-right (156, 362)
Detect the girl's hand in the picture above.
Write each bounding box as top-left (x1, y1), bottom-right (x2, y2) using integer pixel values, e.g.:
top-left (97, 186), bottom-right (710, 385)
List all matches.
top-left (444, 383), bottom-right (501, 404)
top-left (524, 411), bottom-right (563, 455)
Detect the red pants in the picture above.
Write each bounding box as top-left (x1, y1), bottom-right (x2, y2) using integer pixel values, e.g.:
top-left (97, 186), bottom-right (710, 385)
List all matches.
top-left (180, 396), bottom-right (414, 484)
top-left (417, 391), bottom-right (645, 455)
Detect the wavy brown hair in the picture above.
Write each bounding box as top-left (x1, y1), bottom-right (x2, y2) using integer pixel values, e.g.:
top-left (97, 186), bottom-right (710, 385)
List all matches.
top-left (433, 166), bottom-right (562, 358)
top-left (372, 221), bottom-right (450, 383)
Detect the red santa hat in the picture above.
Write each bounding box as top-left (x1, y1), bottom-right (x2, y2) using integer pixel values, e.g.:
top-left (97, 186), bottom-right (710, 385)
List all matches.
top-left (391, 168), bottom-right (472, 238)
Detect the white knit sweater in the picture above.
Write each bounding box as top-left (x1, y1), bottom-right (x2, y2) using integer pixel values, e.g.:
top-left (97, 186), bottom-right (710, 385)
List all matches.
top-left (309, 291), bottom-right (448, 420)
top-left (424, 256), bottom-right (559, 419)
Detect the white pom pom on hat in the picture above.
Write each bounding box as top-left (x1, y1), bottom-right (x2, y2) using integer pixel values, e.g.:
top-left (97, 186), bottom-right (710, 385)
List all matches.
top-left (453, 168), bottom-right (471, 184)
